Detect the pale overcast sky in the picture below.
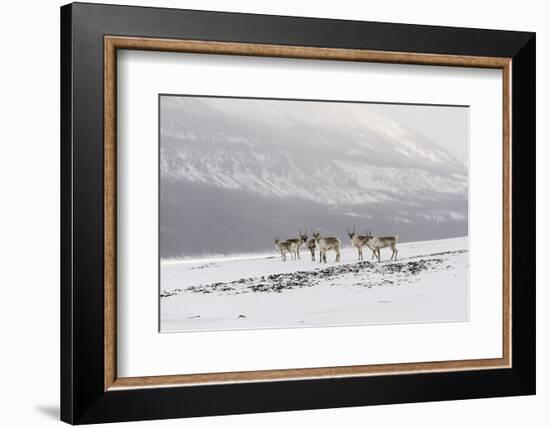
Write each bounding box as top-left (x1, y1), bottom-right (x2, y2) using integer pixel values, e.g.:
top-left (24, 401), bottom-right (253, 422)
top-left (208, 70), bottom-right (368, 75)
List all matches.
top-left (163, 96), bottom-right (469, 166)
top-left (364, 102), bottom-right (469, 165)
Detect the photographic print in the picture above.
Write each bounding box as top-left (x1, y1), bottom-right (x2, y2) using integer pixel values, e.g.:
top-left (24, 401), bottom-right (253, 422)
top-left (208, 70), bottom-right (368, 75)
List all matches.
top-left (159, 95), bottom-right (469, 332)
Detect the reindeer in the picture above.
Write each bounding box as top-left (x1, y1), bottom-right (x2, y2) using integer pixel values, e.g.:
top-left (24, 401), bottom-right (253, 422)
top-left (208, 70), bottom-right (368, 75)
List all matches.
top-left (284, 230), bottom-right (308, 260)
top-left (362, 230), bottom-right (381, 260)
top-left (274, 237), bottom-right (297, 262)
top-left (306, 236), bottom-right (317, 261)
top-left (312, 231), bottom-right (341, 263)
top-left (346, 226), bottom-right (373, 261)
top-left (365, 231), bottom-right (399, 262)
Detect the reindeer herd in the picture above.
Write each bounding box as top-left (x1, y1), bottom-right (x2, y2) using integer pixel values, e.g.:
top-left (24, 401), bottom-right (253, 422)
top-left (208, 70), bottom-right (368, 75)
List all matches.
top-left (274, 227), bottom-right (398, 263)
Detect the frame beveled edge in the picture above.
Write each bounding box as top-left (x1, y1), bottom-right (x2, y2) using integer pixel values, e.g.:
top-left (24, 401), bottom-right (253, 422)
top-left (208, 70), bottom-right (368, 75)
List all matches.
top-left (60, 4), bottom-right (74, 423)
top-left (103, 35), bottom-right (513, 392)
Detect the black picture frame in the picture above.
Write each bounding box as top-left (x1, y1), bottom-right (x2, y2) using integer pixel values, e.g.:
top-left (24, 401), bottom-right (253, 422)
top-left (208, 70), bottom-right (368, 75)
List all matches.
top-left (61, 2), bottom-right (535, 424)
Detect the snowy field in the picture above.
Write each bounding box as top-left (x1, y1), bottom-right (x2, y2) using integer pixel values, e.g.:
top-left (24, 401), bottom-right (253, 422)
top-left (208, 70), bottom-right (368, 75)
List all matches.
top-left (160, 237), bottom-right (469, 332)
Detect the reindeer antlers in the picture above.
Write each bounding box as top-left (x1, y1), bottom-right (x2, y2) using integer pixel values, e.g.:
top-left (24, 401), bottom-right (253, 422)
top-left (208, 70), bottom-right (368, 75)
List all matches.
top-left (346, 225), bottom-right (357, 236)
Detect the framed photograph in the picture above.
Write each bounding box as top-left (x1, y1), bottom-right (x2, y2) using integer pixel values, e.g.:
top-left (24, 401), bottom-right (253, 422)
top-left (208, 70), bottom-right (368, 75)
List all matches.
top-left (61, 2), bottom-right (535, 424)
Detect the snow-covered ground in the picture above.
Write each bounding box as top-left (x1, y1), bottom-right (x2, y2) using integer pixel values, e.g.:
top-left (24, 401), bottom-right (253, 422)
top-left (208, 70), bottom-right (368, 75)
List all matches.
top-left (160, 237), bottom-right (469, 332)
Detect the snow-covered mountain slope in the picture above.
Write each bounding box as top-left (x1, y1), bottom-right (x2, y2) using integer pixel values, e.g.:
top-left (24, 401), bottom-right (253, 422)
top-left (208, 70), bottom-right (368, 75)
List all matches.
top-left (159, 96), bottom-right (468, 258)
top-left (160, 96), bottom-right (468, 206)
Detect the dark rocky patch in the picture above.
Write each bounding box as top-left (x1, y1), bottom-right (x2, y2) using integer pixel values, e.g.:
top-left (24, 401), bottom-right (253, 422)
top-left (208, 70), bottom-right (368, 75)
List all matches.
top-left (160, 250), bottom-right (466, 298)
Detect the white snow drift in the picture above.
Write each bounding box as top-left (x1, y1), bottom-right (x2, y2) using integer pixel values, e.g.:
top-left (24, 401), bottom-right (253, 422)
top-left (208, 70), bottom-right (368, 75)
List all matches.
top-left (160, 237), bottom-right (469, 332)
